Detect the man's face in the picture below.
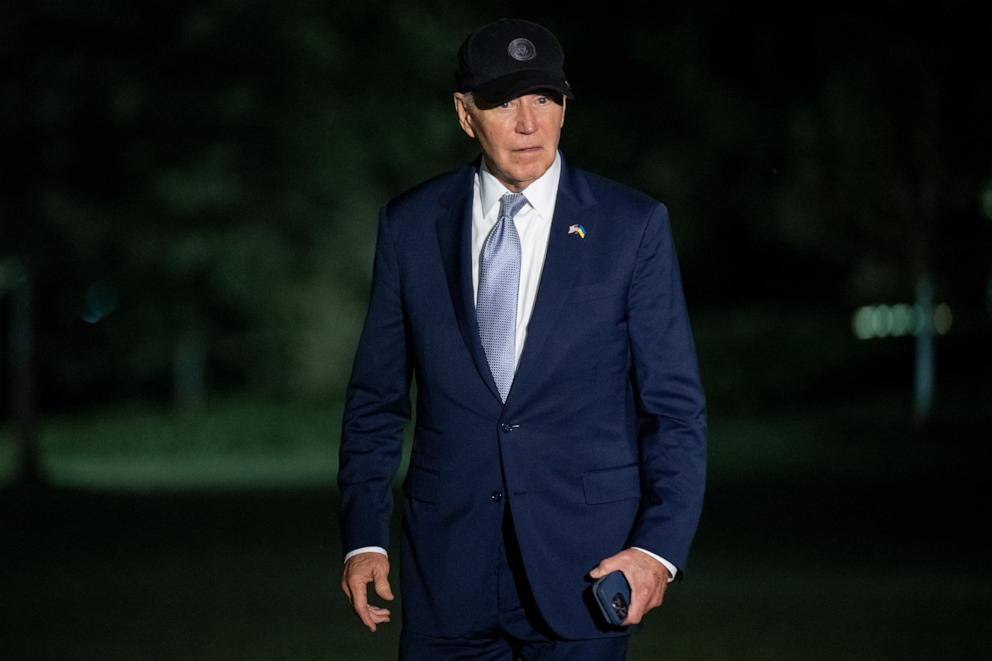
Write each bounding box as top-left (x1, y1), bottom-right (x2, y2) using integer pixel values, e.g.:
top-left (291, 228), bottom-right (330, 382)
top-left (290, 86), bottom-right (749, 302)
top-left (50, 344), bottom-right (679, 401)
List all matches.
top-left (453, 92), bottom-right (566, 192)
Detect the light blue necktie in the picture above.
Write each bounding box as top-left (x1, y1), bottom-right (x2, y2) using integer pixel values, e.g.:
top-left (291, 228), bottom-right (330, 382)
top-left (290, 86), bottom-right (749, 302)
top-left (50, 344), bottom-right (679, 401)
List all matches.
top-left (477, 192), bottom-right (527, 402)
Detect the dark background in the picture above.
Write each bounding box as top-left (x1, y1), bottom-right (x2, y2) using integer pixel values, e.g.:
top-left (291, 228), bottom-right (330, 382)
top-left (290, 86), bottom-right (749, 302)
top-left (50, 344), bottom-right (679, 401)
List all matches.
top-left (2, 1), bottom-right (991, 659)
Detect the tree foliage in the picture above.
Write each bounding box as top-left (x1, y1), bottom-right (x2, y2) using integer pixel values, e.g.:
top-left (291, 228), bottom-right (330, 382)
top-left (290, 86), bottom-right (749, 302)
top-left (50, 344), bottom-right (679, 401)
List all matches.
top-left (1, 1), bottom-right (989, 416)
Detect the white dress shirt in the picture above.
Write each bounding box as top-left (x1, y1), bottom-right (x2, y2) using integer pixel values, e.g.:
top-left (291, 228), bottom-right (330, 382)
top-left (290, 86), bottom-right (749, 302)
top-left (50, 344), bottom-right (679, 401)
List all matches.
top-left (346, 152), bottom-right (677, 581)
top-left (471, 151), bottom-right (560, 370)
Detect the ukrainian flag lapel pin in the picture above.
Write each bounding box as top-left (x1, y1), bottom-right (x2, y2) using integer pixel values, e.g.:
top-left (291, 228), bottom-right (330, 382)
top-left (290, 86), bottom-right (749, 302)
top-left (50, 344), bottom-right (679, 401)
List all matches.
top-left (568, 224), bottom-right (587, 239)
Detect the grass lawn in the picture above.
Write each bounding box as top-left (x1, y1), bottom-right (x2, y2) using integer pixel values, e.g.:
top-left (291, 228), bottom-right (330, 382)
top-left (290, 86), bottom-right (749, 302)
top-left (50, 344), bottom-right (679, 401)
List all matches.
top-left (1, 396), bottom-right (990, 659)
top-left (2, 398), bottom-right (349, 489)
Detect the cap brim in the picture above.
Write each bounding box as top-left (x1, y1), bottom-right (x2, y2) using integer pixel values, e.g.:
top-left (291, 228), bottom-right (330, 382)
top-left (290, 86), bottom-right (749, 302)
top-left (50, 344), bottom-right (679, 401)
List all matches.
top-left (472, 69), bottom-right (574, 107)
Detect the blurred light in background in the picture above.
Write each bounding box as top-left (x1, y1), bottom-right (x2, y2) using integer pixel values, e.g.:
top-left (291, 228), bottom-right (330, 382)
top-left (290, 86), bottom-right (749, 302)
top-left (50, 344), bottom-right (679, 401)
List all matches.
top-left (933, 303), bottom-right (952, 335)
top-left (982, 179), bottom-right (992, 220)
top-left (82, 283), bottom-right (118, 324)
top-left (852, 303), bottom-right (952, 340)
top-left (890, 303), bottom-right (913, 336)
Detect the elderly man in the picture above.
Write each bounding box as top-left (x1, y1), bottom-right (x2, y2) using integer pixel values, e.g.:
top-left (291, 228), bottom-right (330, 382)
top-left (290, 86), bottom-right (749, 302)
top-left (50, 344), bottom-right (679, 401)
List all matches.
top-left (338, 18), bottom-right (706, 660)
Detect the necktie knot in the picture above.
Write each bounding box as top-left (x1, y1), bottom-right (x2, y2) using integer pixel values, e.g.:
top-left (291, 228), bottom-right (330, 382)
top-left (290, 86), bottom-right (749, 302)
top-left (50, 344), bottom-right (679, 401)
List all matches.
top-left (499, 192), bottom-right (528, 222)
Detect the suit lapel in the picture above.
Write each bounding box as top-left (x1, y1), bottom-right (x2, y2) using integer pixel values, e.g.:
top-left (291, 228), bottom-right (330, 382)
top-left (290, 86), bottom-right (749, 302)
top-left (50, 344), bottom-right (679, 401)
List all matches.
top-left (436, 157), bottom-right (598, 407)
top-left (436, 163), bottom-right (503, 402)
top-left (507, 159), bottom-right (598, 405)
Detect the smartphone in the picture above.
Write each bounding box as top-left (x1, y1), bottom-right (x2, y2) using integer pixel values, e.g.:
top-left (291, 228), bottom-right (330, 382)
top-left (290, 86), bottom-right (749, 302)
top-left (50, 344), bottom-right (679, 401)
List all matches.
top-left (592, 570), bottom-right (631, 627)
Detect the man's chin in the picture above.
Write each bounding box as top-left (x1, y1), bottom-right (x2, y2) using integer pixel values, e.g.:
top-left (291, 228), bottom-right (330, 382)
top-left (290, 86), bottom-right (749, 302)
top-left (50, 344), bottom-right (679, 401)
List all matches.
top-left (507, 159), bottom-right (553, 186)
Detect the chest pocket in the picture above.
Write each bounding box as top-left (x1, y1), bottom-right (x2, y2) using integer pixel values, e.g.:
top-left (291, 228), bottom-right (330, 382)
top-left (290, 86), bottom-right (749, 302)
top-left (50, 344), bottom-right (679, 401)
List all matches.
top-left (566, 282), bottom-right (619, 304)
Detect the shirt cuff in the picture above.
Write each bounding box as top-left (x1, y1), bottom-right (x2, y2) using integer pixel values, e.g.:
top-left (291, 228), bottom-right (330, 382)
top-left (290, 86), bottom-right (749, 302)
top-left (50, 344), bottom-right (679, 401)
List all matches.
top-left (630, 547), bottom-right (678, 582)
top-left (344, 546), bottom-right (388, 563)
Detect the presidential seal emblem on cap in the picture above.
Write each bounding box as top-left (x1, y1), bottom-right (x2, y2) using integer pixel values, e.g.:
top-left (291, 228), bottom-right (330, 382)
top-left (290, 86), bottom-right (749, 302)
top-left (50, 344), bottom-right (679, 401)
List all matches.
top-left (507, 37), bottom-right (536, 62)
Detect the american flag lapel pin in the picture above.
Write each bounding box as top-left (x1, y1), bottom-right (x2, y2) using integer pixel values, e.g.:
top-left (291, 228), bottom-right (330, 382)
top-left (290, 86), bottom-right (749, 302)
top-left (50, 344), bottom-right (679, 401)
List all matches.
top-left (568, 224), bottom-right (587, 239)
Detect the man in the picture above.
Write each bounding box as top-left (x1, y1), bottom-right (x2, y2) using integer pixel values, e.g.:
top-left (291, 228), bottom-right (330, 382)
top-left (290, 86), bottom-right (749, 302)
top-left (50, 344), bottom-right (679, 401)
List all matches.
top-left (338, 18), bottom-right (706, 660)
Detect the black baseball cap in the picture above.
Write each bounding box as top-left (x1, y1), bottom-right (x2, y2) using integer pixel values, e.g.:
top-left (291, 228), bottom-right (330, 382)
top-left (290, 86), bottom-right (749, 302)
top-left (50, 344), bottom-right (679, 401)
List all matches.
top-left (456, 18), bottom-right (574, 106)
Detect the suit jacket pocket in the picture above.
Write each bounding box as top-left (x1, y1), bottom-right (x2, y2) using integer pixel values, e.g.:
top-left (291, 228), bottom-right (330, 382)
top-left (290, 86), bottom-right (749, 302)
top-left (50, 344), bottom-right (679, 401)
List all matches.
top-left (404, 463), bottom-right (439, 504)
top-left (582, 464), bottom-right (641, 504)
top-left (566, 281), bottom-right (619, 304)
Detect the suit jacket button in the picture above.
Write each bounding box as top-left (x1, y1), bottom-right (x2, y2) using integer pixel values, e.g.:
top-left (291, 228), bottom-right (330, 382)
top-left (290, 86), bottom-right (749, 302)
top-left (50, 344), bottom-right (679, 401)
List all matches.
top-left (490, 490), bottom-right (503, 502)
top-left (501, 423), bottom-right (513, 432)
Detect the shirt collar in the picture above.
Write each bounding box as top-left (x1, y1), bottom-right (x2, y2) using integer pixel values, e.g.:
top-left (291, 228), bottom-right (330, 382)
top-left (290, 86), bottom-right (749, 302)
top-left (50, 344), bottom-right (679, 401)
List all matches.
top-left (478, 150), bottom-right (562, 221)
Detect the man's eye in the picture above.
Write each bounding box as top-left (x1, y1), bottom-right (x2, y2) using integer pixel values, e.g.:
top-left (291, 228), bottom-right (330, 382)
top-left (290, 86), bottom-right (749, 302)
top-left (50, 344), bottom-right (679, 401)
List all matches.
top-left (537, 96), bottom-right (548, 104)
top-left (499, 101), bottom-right (511, 109)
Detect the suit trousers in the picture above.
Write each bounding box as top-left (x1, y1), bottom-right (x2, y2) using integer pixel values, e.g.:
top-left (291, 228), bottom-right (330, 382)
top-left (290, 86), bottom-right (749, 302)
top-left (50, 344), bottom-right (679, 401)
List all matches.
top-left (399, 506), bottom-right (629, 661)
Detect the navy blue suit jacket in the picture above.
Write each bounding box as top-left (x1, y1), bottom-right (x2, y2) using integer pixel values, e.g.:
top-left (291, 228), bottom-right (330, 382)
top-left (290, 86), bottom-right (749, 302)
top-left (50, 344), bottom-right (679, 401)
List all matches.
top-left (338, 155), bottom-right (706, 639)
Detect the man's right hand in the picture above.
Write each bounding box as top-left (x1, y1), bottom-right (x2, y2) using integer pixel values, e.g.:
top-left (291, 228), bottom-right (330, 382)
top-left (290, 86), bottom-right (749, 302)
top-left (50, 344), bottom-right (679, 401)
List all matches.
top-left (341, 552), bottom-right (394, 632)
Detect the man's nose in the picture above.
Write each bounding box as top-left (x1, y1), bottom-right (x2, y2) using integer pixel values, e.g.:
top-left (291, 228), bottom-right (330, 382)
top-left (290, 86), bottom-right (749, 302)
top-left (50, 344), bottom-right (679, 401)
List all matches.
top-left (515, 105), bottom-right (537, 134)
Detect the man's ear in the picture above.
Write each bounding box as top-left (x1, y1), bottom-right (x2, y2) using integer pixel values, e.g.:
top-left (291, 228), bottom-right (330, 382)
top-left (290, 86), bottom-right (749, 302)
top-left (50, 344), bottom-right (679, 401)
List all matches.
top-left (453, 93), bottom-right (476, 139)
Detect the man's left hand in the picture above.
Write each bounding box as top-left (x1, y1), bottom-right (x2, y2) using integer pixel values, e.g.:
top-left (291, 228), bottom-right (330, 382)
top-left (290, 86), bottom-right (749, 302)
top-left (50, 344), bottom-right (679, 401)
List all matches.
top-left (589, 549), bottom-right (670, 625)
